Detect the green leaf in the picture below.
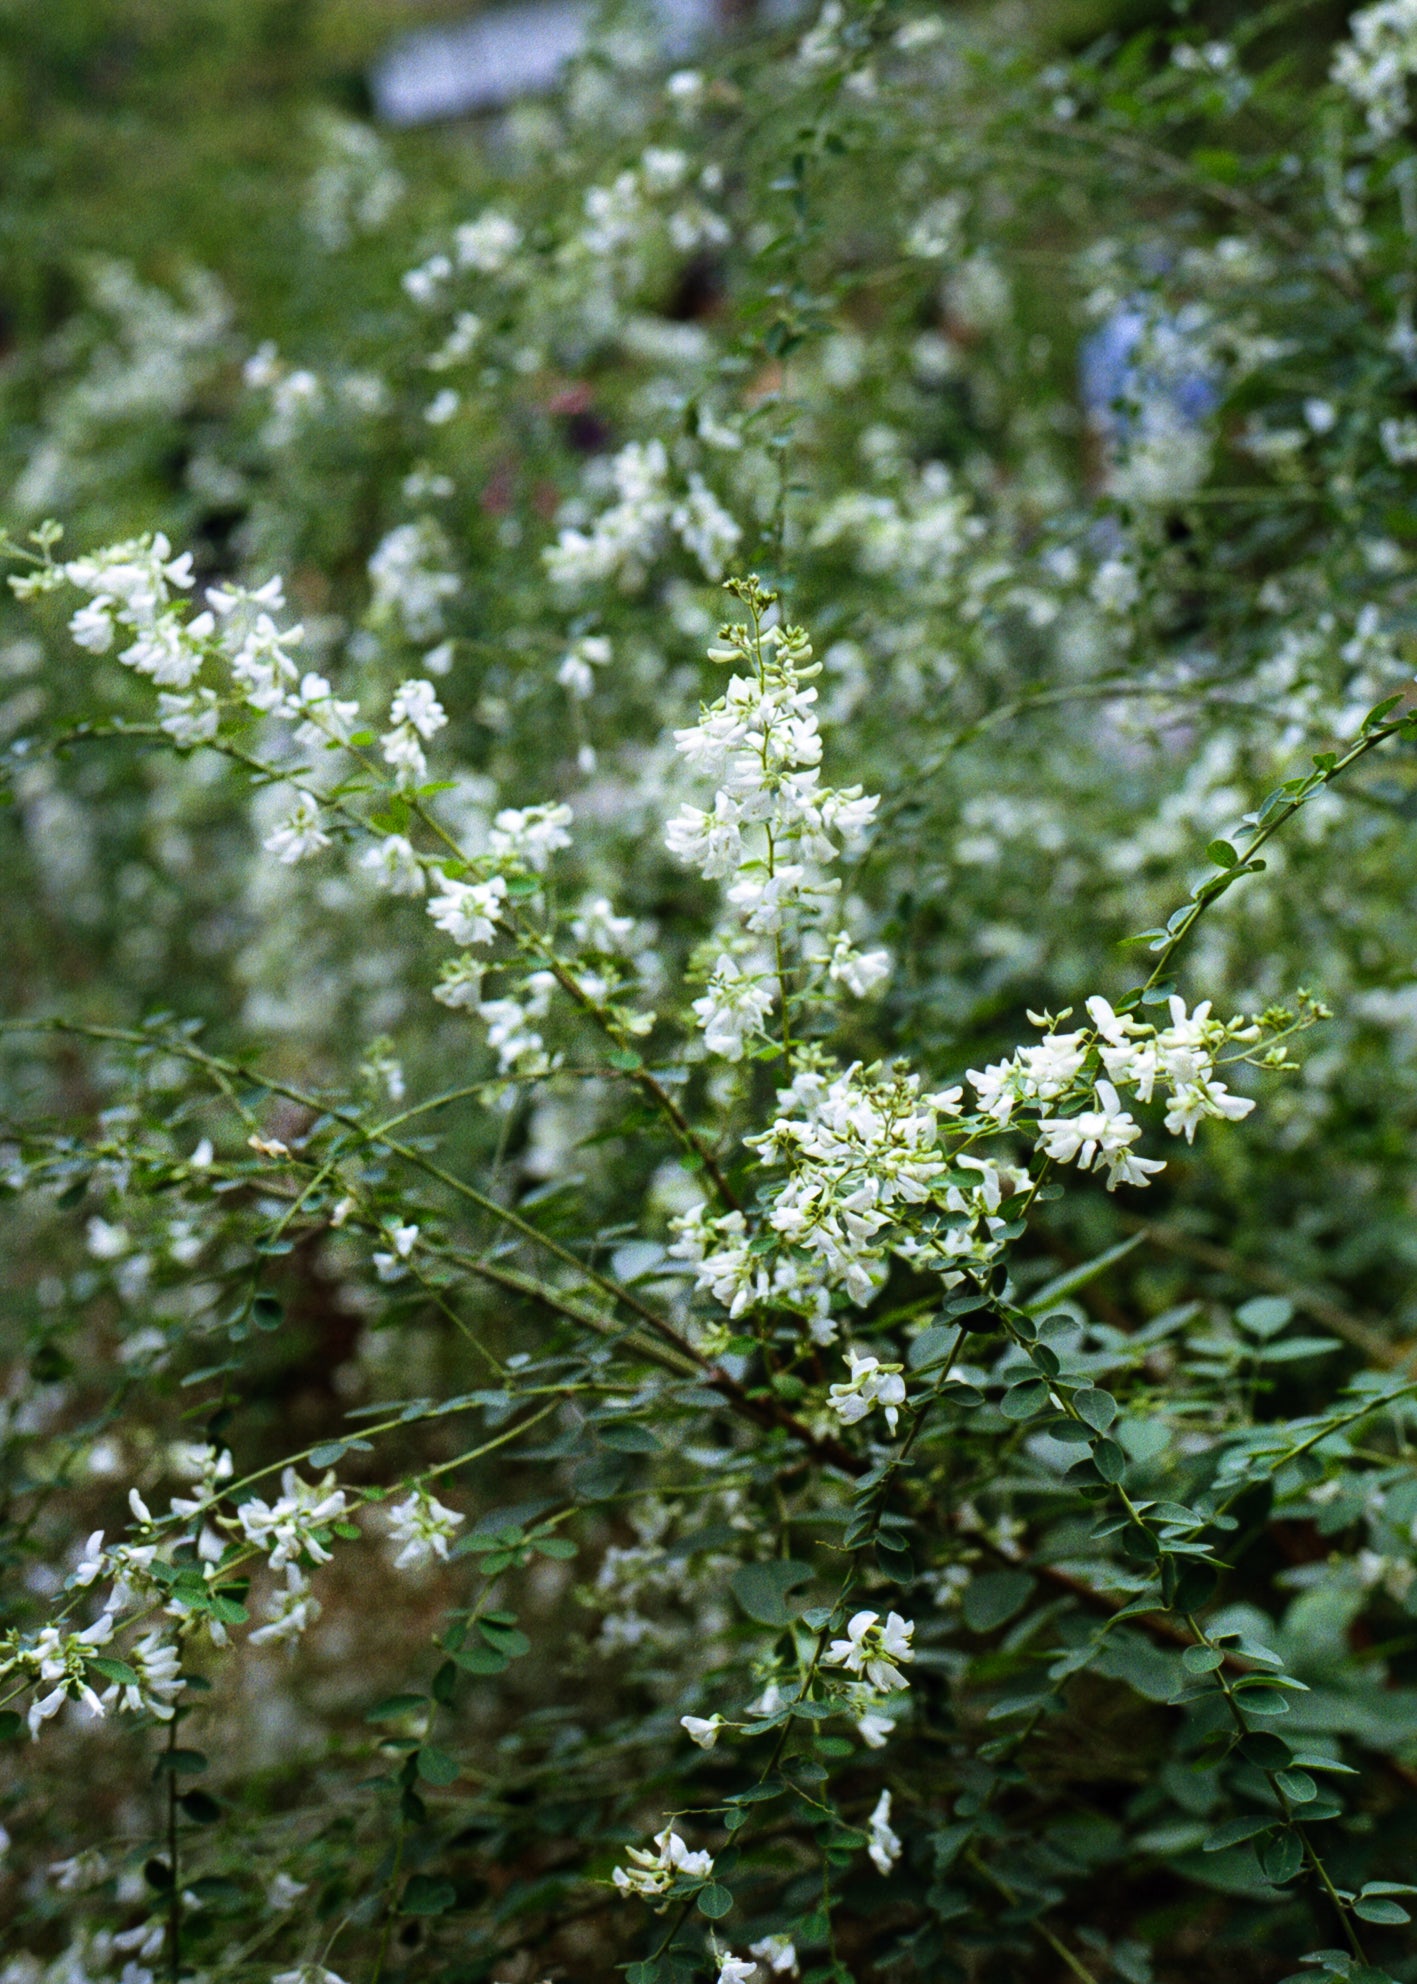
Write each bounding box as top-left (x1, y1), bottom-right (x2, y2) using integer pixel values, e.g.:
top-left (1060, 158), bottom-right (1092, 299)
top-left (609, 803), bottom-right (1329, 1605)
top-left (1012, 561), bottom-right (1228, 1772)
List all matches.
top-left (1073, 1386), bottom-right (1117, 1433)
top-left (1181, 1645), bottom-right (1223, 1673)
top-left (597, 1421), bottom-right (662, 1455)
top-left (401, 1874), bottom-right (457, 1915)
top-left (962, 1570), bottom-right (1036, 1634)
top-left (908, 1324), bottom-right (959, 1371)
top-left (1203, 1816), bottom-right (1273, 1852)
top-left (365, 1693), bottom-right (425, 1722)
top-left (697, 1882), bottom-right (733, 1919)
top-left (0, 1710), bottom-right (23, 1740)
top-left (532, 1534), bottom-right (577, 1559)
top-left (179, 1790), bottom-right (222, 1823)
top-left (1000, 1380), bottom-right (1050, 1420)
top-left (1259, 1830), bottom-right (1303, 1884)
top-left (1354, 1898), bottom-right (1411, 1925)
top-left (730, 1559), bottom-right (813, 1627)
top-left (416, 1745), bottom-right (460, 1785)
top-left (1207, 840), bottom-right (1238, 868)
top-left (158, 1747), bottom-right (208, 1776)
top-left (88, 1657), bottom-right (140, 1686)
top-left (479, 1622), bottom-right (531, 1658)
top-left (450, 1645), bottom-right (508, 1676)
top-left (1236, 1297), bottom-right (1293, 1339)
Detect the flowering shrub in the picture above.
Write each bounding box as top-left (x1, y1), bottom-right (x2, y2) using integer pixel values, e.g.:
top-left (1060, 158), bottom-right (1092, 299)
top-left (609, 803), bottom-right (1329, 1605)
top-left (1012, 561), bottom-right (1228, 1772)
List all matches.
top-left (7, 4), bottom-right (1417, 1982)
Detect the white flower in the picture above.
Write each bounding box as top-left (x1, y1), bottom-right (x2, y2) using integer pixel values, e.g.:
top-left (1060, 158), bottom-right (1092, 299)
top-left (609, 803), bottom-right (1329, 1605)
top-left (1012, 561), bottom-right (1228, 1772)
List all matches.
top-left (389, 677), bottom-right (447, 740)
top-left (236, 1469), bottom-right (348, 1573)
top-left (827, 935), bottom-right (891, 998)
top-left (666, 794), bottom-right (745, 878)
top-left (692, 956), bottom-right (775, 1060)
top-left (717, 1960), bottom-right (756, 1984)
top-left (827, 1349), bottom-right (907, 1434)
top-left (362, 834), bottom-right (426, 895)
top-left (427, 872), bottom-right (507, 945)
top-left (868, 1787), bottom-right (902, 1874)
top-left (373, 1219), bottom-right (419, 1281)
top-left (612, 1825), bottom-right (714, 1900)
top-left (454, 210), bottom-right (521, 271)
top-left (273, 1968), bottom-right (348, 1984)
top-left (823, 1609), bottom-right (916, 1693)
top-left (489, 803), bottom-right (574, 871)
top-left (156, 689), bottom-right (221, 745)
top-left (249, 1565), bottom-right (321, 1647)
top-left (1035, 1080), bottom-right (1165, 1190)
top-left (385, 1488), bottom-right (464, 1570)
top-left (557, 634), bottom-right (612, 699)
top-left (98, 1627), bottom-right (183, 1720)
top-left (263, 792), bottom-right (331, 865)
top-left (748, 1935), bottom-right (799, 1977)
top-left (680, 1712), bottom-right (725, 1749)
top-left (672, 477), bottom-right (742, 579)
top-left (1163, 1077), bottom-right (1255, 1142)
top-left (291, 671), bottom-right (360, 747)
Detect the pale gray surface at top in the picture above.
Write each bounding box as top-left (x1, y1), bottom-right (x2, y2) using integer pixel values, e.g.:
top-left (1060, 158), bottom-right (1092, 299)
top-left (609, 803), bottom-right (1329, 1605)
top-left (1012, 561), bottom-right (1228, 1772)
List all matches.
top-left (371, 0), bottom-right (722, 125)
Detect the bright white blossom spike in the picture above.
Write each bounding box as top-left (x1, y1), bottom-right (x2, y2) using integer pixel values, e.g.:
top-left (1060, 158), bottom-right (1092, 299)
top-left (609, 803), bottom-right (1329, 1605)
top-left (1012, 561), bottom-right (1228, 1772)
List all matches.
top-left (263, 792), bottom-right (331, 865)
top-left (823, 1609), bottom-right (916, 1693)
top-left (384, 1488), bottom-right (464, 1570)
top-left (680, 1712), bottom-right (725, 1749)
top-left (692, 956), bottom-right (775, 1061)
top-left (868, 1787), bottom-right (902, 1874)
top-left (235, 1469), bottom-right (348, 1573)
top-left (427, 872), bottom-right (507, 945)
top-left (611, 1825), bottom-right (714, 1900)
top-left (362, 834), bottom-right (426, 895)
top-left (827, 1349), bottom-right (907, 1434)
top-left (748, 1935), bottom-right (799, 1976)
top-left (716, 1959), bottom-right (756, 1984)
top-left (1035, 1080), bottom-right (1165, 1191)
top-left (249, 1565), bottom-right (321, 1647)
top-left (827, 934), bottom-right (891, 998)
top-left (489, 803), bottom-right (574, 872)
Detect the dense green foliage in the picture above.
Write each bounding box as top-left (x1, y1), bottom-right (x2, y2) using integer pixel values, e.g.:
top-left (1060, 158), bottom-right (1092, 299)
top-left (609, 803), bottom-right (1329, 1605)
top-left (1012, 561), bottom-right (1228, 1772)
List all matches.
top-left (5, 3), bottom-right (1417, 1982)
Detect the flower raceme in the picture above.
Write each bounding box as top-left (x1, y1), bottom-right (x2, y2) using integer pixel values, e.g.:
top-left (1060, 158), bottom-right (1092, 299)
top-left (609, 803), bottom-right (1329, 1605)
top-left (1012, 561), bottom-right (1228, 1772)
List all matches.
top-left (611, 1825), bottom-right (715, 1902)
top-left (823, 1610), bottom-right (917, 1693)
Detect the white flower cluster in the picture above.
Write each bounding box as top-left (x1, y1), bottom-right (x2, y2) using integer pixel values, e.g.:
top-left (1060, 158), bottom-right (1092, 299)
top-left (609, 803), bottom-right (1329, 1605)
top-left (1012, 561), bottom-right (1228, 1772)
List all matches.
top-left (368, 518), bottom-right (460, 642)
top-left (234, 1468), bottom-right (348, 1573)
top-left (827, 1348), bottom-right (907, 1434)
top-left (380, 675), bottom-right (447, 790)
top-left (1332, 0), bottom-right (1417, 139)
top-left (1, 1610), bottom-right (185, 1740)
top-left (33, 536), bottom-right (377, 880)
top-left (811, 461), bottom-right (984, 583)
top-left (383, 1487), bottom-right (465, 1570)
top-left (579, 144), bottom-right (729, 262)
top-left (716, 1942), bottom-right (800, 1984)
top-left (823, 1609), bottom-right (916, 1693)
top-left (673, 1060), bottom-right (996, 1337)
top-left (868, 1787), bottom-right (902, 1874)
top-left (544, 439), bottom-right (741, 590)
top-left (403, 207), bottom-right (523, 306)
top-left (611, 1825), bottom-right (714, 1901)
top-left (969, 995), bottom-right (1257, 1190)
top-left (666, 604), bottom-right (884, 1060)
